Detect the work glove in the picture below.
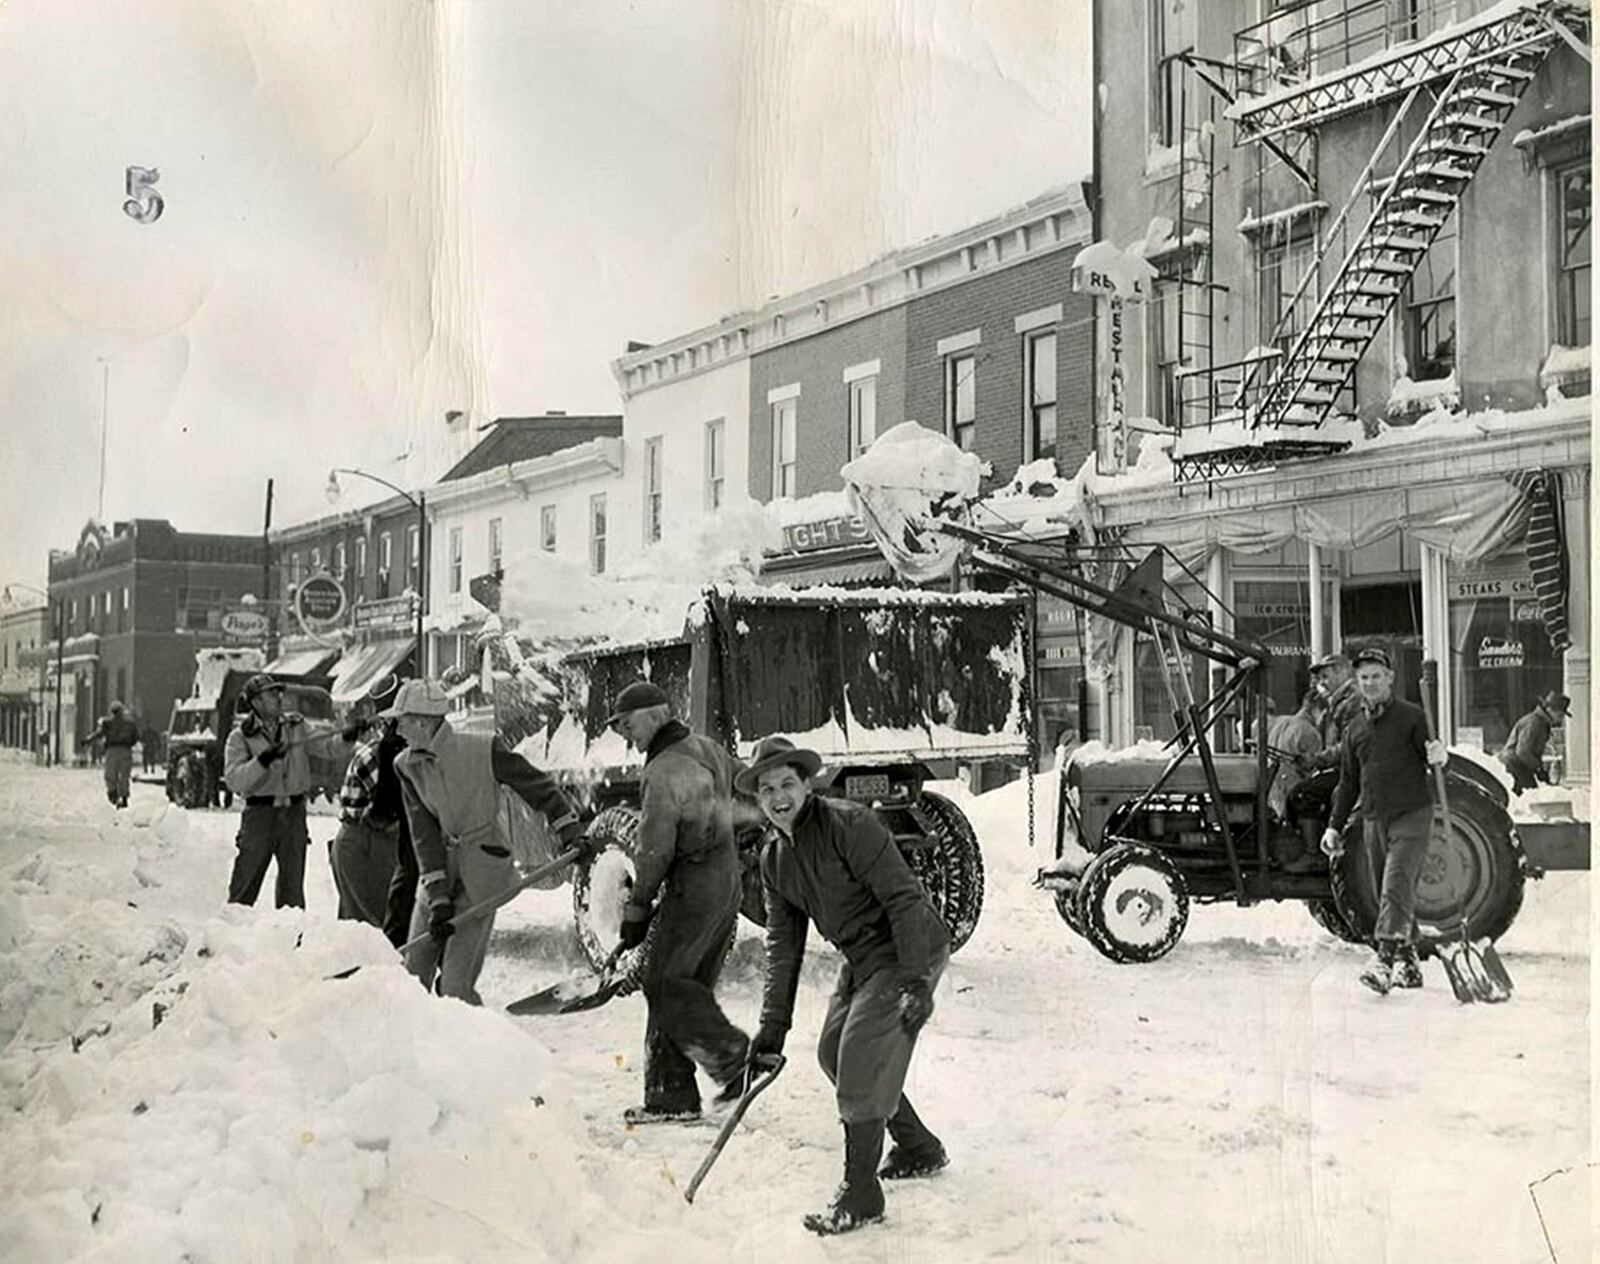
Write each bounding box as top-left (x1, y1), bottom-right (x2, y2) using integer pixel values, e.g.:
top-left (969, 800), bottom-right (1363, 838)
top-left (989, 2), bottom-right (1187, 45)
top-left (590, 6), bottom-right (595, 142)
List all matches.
top-left (560, 822), bottom-right (600, 863)
top-left (748, 1023), bottom-right (787, 1070)
top-left (424, 877), bottom-right (455, 942)
top-left (617, 902), bottom-right (653, 951)
top-left (1424, 738), bottom-right (1447, 768)
top-left (898, 977), bottom-right (935, 1035)
top-left (256, 743), bottom-right (287, 768)
top-left (1320, 827), bottom-right (1344, 859)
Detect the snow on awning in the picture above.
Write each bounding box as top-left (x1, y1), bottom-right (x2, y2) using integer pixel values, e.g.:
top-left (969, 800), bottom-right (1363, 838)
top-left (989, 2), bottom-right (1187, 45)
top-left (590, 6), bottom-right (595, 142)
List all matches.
top-left (260, 647), bottom-right (339, 677)
top-left (330, 639), bottom-right (415, 704)
top-left (764, 557), bottom-right (895, 588)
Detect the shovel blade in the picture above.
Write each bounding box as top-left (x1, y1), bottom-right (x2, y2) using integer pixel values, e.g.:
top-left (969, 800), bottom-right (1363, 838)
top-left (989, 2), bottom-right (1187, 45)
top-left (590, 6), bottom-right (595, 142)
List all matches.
top-left (1438, 936), bottom-right (1511, 1004)
top-left (506, 973), bottom-right (606, 1016)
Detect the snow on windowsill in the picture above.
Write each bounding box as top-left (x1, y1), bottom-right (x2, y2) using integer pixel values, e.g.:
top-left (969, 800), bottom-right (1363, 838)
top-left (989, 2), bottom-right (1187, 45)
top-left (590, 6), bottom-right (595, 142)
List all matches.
top-left (1513, 112), bottom-right (1592, 150)
top-left (1387, 371), bottom-right (1459, 415)
top-left (1237, 201), bottom-right (1328, 236)
top-left (1539, 343), bottom-right (1591, 381)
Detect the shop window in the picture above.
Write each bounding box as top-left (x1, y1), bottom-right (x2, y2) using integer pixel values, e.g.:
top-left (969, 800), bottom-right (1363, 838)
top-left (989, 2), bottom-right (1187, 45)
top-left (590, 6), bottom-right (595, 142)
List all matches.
top-left (1025, 331), bottom-right (1057, 463)
top-left (944, 353), bottom-right (976, 451)
top-left (1233, 578), bottom-right (1326, 722)
top-left (1404, 210), bottom-right (1456, 382)
top-left (1447, 558), bottom-right (1564, 753)
top-left (1555, 162), bottom-right (1591, 348)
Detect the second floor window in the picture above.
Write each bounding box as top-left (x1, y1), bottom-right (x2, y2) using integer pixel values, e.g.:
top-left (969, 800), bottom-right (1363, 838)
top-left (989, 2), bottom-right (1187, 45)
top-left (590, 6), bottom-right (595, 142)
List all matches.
top-left (944, 353), bottom-right (976, 451)
top-left (1025, 331), bottom-right (1057, 463)
top-left (1556, 162), bottom-right (1591, 348)
top-left (645, 437), bottom-right (664, 543)
top-left (771, 397), bottom-right (797, 498)
top-left (589, 494), bottom-right (608, 575)
top-left (847, 375), bottom-right (877, 460)
top-left (378, 533), bottom-right (392, 595)
top-left (332, 541), bottom-right (346, 581)
top-left (310, 546), bottom-right (321, 574)
top-left (448, 526), bottom-right (463, 594)
top-left (705, 419), bottom-right (725, 511)
top-left (1405, 210), bottom-right (1457, 383)
top-left (541, 505), bottom-right (557, 552)
top-left (488, 517), bottom-right (503, 574)
top-left (406, 526), bottom-right (420, 591)
top-left (354, 536), bottom-right (367, 582)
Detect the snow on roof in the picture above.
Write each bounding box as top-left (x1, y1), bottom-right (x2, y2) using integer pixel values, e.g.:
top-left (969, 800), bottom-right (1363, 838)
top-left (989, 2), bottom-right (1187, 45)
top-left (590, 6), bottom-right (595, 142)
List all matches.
top-left (1513, 112), bottom-right (1592, 149)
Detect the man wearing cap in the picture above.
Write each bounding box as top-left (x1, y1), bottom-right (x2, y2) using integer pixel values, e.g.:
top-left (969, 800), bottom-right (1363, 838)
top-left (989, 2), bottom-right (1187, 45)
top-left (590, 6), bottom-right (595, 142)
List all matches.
top-left (91, 700), bottom-right (141, 808)
top-left (606, 679), bottom-right (752, 1124)
top-left (1320, 647), bottom-right (1448, 995)
top-left (743, 735), bottom-right (951, 1236)
top-left (388, 679), bottom-right (587, 1004)
top-left (331, 674), bottom-right (411, 933)
top-left (1306, 652), bottom-right (1360, 765)
top-left (224, 675), bottom-right (315, 908)
top-left (1499, 691), bottom-right (1570, 793)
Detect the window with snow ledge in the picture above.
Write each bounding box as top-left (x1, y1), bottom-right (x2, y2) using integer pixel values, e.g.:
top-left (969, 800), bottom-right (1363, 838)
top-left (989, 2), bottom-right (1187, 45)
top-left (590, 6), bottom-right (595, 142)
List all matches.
top-left (1386, 371), bottom-right (1458, 422)
top-left (1540, 345), bottom-right (1591, 402)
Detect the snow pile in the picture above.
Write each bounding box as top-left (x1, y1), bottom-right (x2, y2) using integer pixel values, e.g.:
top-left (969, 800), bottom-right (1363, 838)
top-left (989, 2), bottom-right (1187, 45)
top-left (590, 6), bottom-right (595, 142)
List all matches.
top-left (0, 794), bottom-right (674, 1264)
top-left (1171, 417), bottom-right (1364, 459)
top-left (842, 421), bottom-right (985, 583)
top-left (1386, 372), bottom-right (1460, 416)
top-left (1538, 342), bottom-right (1590, 385)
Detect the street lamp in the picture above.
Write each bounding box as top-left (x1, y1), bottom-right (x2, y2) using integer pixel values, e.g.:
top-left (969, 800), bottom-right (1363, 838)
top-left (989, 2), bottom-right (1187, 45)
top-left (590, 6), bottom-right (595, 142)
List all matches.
top-left (325, 468), bottom-right (428, 676)
top-left (3, 582), bottom-right (62, 766)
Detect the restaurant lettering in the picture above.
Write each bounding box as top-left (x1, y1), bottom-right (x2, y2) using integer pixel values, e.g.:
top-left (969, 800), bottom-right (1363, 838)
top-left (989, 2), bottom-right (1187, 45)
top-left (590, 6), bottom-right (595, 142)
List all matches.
top-left (781, 515), bottom-right (872, 554)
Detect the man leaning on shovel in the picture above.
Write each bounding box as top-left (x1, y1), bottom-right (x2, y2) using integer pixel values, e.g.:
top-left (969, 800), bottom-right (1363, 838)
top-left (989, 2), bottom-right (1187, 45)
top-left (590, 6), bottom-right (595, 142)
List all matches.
top-left (744, 735), bottom-right (951, 1236)
top-left (1320, 647), bottom-right (1448, 995)
top-left (388, 679), bottom-right (592, 1005)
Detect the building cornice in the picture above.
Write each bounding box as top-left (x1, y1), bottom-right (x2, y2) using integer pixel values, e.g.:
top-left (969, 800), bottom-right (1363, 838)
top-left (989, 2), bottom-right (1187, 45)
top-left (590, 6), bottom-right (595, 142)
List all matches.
top-left (424, 436), bottom-right (626, 511)
top-left (611, 181), bottom-right (1094, 400)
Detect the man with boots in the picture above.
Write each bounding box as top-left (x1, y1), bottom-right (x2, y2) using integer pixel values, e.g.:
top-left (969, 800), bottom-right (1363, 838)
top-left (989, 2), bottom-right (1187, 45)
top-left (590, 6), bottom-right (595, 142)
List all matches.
top-left (91, 700), bottom-right (140, 807)
top-left (1320, 647), bottom-right (1447, 994)
top-left (743, 735), bottom-right (951, 1236)
top-left (389, 679), bottom-right (588, 1004)
top-left (607, 680), bottom-right (751, 1123)
top-left (223, 676), bottom-right (314, 908)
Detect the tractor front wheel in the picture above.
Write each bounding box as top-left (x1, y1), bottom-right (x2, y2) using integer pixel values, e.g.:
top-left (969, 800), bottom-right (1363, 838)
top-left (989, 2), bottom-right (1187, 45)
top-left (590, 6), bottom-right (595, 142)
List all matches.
top-left (1075, 843), bottom-right (1189, 964)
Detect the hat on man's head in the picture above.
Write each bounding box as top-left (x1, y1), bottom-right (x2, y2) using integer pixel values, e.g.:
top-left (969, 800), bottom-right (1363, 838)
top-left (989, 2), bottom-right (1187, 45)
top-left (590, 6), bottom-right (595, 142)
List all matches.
top-left (605, 680), bottom-right (671, 726)
top-left (735, 735), bottom-right (824, 796)
top-left (1309, 652), bottom-right (1349, 674)
top-left (109, 700), bottom-right (124, 713)
top-left (240, 674), bottom-right (287, 705)
top-left (1540, 691), bottom-right (1572, 716)
top-left (378, 679), bottom-right (450, 720)
top-left (366, 672), bottom-right (403, 708)
top-left (1351, 646), bottom-right (1392, 670)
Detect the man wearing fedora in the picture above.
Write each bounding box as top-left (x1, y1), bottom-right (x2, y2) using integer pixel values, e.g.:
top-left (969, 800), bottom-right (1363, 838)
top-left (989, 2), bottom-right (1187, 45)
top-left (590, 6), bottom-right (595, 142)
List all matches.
top-left (606, 679), bottom-right (751, 1124)
top-left (224, 674), bottom-right (316, 908)
top-left (742, 735), bottom-right (951, 1236)
top-left (1320, 647), bottom-right (1448, 995)
top-left (331, 673), bottom-right (411, 932)
top-left (387, 679), bottom-right (587, 1004)
top-left (1499, 690), bottom-right (1570, 793)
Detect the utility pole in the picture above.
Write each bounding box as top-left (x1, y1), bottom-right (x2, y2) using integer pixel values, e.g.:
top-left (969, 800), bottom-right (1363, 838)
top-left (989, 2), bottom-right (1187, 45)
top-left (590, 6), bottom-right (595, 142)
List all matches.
top-left (416, 490), bottom-right (427, 677)
top-left (262, 478), bottom-right (277, 661)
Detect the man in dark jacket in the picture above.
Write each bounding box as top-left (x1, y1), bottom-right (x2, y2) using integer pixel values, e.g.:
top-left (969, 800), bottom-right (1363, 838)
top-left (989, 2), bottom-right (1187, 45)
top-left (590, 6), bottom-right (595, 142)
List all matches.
top-left (92, 701), bottom-right (141, 807)
top-left (1498, 691), bottom-right (1569, 793)
top-left (331, 675), bottom-right (411, 931)
top-left (609, 680), bottom-right (751, 1124)
top-left (744, 735), bottom-right (952, 1237)
top-left (1320, 647), bottom-right (1447, 994)
top-left (1303, 652), bottom-right (1360, 770)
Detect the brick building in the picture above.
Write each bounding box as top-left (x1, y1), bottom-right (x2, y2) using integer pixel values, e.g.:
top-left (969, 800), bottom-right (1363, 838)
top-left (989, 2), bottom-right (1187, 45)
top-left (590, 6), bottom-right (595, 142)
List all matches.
top-left (45, 519), bottom-right (267, 763)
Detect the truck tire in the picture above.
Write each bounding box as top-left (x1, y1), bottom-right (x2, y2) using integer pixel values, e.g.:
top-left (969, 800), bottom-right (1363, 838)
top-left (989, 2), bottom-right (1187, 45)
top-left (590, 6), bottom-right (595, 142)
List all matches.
top-left (1305, 898), bottom-right (1364, 944)
top-left (1075, 842), bottom-right (1188, 964)
top-left (907, 791), bottom-right (985, 954)
top-left (1329, 779), bottom-right (1524, 951)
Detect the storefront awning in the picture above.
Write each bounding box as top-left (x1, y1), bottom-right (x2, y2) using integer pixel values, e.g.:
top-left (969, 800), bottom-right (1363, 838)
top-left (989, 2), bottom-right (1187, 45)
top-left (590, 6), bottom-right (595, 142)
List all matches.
top-left (261, 647), bottom-right (340, 677)
top-left (760, 556), bottom-right (895, 588)
top-left (330, 639), bottom-right (416, 704)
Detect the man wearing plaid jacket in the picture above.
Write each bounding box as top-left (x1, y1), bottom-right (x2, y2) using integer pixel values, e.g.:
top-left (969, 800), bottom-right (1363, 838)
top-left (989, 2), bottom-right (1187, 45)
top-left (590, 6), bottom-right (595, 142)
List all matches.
top-left (332, 684), bottom-right (412, 935)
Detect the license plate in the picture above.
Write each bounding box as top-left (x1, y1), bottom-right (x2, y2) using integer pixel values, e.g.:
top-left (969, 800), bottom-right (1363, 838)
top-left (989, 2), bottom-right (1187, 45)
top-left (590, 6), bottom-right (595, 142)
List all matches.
top-left (845, 774), bottom-right (891, 801)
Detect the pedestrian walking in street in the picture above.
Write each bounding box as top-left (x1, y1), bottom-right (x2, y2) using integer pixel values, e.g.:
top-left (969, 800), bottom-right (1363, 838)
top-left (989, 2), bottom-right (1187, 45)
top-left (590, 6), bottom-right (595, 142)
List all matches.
top-left (91, 701), bottom-right (140, 807)
top-left (1268, 690), bottom-right (1328, 870)
top-left (1498, 690), bottom-right (1570, 793)
top-left (743, 735), bottom-right (952, 1236)
top-left (390, 679), bottom-right (586, 1005)
top-left (223, 675), bottom-right (315, 908)
top-left (140, 718), bottom-right (161, 774)
top-left (330, 677), bottom-right (410, 930)
top-left (607, 679), bottom-right (751, 1124)
top-left (1321, 647), bottom-right (1448, 995)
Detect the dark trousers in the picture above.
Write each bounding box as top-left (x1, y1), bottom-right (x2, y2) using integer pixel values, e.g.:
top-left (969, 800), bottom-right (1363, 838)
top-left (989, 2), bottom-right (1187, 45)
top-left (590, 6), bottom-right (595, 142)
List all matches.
top-left (383, 825), bottom-right (419, 950)
top-left (103, 747), bottom-right (133, 805)
top-left (331, 819), bottom-right (400, 927)
top-left (819, 946), bottom-right (949, 1123)
top-left (639, 858), bottom-right (747, 1112)
top-left (1365, 805), bottom-right (1434, 943)
top-left (228, 801), bottom-right (311, 909)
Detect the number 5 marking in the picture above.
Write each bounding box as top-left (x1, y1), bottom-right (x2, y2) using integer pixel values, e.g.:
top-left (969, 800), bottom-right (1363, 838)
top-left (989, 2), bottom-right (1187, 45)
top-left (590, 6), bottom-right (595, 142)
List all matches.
top-left (124, 167), bottom-right (164, 224)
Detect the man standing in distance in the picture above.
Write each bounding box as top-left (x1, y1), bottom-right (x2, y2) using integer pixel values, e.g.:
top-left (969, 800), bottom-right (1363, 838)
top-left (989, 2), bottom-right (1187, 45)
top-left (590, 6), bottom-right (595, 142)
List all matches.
top-left (744, 736), bottom-right (951, 1236)
top-left (1321, 647), bottom-right (1448, 994)
top-left (608, 679), bottom-right (751, 1124)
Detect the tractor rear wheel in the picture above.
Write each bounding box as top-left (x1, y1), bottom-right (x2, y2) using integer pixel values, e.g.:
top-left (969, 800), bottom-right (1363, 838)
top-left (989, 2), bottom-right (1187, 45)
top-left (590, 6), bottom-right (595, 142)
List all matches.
top-left (1076, 842), bottom-right (1189, 963)
top-left (1329, 779), bottom-right (1524, 952)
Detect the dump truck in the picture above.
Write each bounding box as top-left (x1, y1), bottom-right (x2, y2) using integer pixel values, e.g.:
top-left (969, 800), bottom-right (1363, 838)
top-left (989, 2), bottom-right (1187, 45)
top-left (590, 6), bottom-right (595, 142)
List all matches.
top-left (496, 584), bottom-right (1031, 968)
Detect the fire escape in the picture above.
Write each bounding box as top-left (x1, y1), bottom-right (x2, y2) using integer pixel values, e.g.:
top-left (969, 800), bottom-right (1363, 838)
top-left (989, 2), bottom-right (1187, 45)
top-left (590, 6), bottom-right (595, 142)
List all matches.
top-left (1171, 0), bottom-right (1591, 485)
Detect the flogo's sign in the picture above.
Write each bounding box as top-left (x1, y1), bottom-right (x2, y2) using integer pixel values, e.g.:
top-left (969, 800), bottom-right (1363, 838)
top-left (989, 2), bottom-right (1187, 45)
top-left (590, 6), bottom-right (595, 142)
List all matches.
top-left (220, 610), bottom-right (269, 641)
top-left (781, 515), bottom-right (871, 554)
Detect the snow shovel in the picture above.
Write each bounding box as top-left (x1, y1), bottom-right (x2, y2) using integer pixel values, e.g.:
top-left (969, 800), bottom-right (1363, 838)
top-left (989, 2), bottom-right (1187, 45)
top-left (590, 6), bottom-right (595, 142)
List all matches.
top-left (505, 945), bottom-right (630, 1016)
top-left (684, 1055), bottom-right (787, 1204)
top-left (1419, 661), bottom-right (1512, 1005)
top-left (325, 845), bottom-right (586, 980)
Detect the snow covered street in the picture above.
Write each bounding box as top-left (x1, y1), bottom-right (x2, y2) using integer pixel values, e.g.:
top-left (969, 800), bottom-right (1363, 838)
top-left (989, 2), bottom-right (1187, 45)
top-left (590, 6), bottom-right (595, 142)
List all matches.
top-left (1, 757), bottom-right (1590, 1263)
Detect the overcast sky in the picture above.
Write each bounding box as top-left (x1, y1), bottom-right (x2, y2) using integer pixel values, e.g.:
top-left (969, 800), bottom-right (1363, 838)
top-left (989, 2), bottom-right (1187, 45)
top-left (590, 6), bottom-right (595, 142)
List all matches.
top-left (0, 0), bottom-right (1090, 595)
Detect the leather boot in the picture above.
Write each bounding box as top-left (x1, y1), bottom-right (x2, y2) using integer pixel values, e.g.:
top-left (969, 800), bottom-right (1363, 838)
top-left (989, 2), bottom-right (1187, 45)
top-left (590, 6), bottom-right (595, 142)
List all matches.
top-left (880, 1096), bottom-right (948, 1179)
top-left (803, 1120), bottom-right (887, 1235)
top-left (1360, 940), bottom-right (1396, 995)
top-left (1391, 941), bottom-right (1424, 989)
